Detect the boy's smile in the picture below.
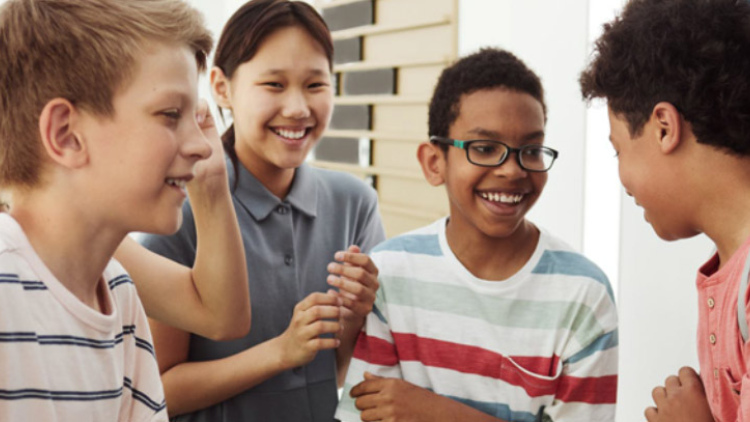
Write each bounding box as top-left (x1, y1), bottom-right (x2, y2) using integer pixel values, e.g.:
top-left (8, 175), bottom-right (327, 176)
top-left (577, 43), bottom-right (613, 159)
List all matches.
top-left (440, 88), bottom-right (547, 242)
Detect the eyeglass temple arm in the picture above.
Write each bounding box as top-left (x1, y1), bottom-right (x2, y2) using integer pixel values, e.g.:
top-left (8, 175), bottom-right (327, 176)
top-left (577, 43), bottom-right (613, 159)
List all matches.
top-left (430, 136), bottom-right (465, 149)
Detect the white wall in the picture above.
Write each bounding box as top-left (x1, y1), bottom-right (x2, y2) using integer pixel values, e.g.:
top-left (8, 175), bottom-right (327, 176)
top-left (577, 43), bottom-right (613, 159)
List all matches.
top-left (459, 1), bottom-right (711, 421)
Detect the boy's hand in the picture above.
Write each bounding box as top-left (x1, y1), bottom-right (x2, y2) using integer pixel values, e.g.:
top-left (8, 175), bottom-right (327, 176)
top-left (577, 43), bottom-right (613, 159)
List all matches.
top-left (645, 367), bottom-right (715, 422)
top-left (192, 99), bottom-right (227, 184)
top-left (276, 292), bottom-right (342, 368)
top-left (326, 245), bottom-right (379, 321)
top-left (351, 372), bottom-right (437, 422)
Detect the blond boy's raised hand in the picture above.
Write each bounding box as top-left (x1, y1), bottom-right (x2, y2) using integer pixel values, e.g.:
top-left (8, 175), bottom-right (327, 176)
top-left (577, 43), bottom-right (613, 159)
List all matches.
top-left (191, 99), bottom-right (226, 184)
top-left (645, 367), bottom-right (715, 422)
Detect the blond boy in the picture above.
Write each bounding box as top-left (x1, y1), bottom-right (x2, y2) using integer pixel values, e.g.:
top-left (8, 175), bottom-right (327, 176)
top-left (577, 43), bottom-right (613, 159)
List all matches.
top-left (0, 0), bottom-right (251, 419)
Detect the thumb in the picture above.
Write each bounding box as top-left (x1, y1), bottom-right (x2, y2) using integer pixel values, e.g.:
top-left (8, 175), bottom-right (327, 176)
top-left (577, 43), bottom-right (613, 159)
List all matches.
top-left (364, 371), bottom-right (382, 381)
top-left (347, 245), bottom-right (361, 254)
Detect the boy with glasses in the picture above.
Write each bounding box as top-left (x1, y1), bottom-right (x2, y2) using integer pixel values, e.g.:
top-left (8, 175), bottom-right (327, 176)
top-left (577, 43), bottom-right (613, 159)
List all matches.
top-left (335, 48), bottom-right (618, 422)
top-left (581, 0), bottom-right (750, 421)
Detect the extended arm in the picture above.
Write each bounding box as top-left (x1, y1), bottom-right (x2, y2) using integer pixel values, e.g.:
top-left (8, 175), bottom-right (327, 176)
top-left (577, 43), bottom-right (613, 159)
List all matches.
top-left (115, 102), bottom-right (250, 340)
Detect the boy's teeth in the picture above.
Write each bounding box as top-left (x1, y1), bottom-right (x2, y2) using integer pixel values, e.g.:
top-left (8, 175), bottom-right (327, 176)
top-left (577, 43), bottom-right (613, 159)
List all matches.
top-left (166, 178), bottom-right (186, 189)
top-left (480, 192), bottom-right (523, 204)
top-left (275, 128), bottom-right (306, 139)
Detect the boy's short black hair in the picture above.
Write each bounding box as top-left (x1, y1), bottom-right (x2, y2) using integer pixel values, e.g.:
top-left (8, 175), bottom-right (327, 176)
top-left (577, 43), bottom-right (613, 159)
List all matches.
top-left (428, 48), bottom-right (546, 147)
top-left (580, 0), bottom-right (750, 155)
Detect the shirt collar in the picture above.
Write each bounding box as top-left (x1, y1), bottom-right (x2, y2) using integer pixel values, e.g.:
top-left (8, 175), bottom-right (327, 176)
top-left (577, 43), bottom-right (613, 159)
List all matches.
top-left (228, 158), bottom-right (318, 221)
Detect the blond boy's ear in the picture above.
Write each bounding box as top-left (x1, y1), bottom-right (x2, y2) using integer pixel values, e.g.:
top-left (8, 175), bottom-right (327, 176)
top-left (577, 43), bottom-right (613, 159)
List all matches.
top-left (210, 67), bottom-right (232, 109)
top-left (417, 142), bottom-right (446, 186)
top-left (651, 102), bottom-right (683, 154)
top-left (38, 98), bottom-right (88, 169)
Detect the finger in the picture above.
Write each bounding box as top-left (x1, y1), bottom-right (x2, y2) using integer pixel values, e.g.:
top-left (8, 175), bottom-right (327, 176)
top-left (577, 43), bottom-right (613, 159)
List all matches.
top-left (353, 393), bottom-right (379, 411)
top-left (334, 249), bottom-right (378, 275)
top-left (664, 374), bottom-right (681, 391)
top-left (350, 380), bottom-right (382, 397)
top-left (299, 305), bottom-right (341, 325)
top-left (644, 406), bottom-right (658, 422)
top-left (296, 292), bottom-right (342, 312)
top-left (327, 274), bottom-right (374, 298)
top-left (678, 366), bottom-right (702, 387)
top-left (360, 407), bottom-right (386, 422)
top-left (364, 371), bottom-right (383, 381)
top-left (305, 336), bottom-right (340, 351)
top-left (652, 386), bottom-right (666, 403)
top-left (328, 265), bottom-right (378, 291)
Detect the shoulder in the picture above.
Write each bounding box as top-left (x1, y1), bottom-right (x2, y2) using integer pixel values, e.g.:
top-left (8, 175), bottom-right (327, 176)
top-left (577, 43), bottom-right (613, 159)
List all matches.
top-left (372, 219), bottom-right (444, 257)
top-left (533, 231), bottom-right (611, 288)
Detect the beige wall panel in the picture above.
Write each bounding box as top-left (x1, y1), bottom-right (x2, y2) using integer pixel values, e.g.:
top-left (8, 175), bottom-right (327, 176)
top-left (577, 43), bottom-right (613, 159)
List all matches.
top-left (398, 65), bottom-right (444, 97)
top-left (381, 211), bottom-right (435, 239)
top-left (372, 139), bottom-right (421, 172)
top-left (371, 104), bottom-right (428, 134)
top-left (378, 176), bottom-right (449, 215)
top-left (375, 0), bottom-right (454, 27)
top-left (364, 25), bottom-right (452, 63)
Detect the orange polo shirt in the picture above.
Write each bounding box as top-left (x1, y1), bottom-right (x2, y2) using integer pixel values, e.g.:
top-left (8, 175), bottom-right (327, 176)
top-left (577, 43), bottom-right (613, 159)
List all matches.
top-left (696, 235), bottom-right (750, 422)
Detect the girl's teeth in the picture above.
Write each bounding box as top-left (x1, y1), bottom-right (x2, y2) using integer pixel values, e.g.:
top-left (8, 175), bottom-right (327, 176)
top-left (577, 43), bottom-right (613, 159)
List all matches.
top-left (480, 192), bottom-right (523, 204)
top-left (275, 129), bottom-right (306, 139)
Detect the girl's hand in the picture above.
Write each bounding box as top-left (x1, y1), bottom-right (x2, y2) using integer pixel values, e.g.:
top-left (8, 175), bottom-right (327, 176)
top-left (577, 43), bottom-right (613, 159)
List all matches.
top-left (277, 292), bottom-right (342, 368)
top-left (326, 245), bottom-right (379, 321)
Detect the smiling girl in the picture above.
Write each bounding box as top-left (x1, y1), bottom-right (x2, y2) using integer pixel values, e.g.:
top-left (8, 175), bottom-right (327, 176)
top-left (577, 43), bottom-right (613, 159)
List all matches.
top-left (140, 0), bottom-right (385, 420)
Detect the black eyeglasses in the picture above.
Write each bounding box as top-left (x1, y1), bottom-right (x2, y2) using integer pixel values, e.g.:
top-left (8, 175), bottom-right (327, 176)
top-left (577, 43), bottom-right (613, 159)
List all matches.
top-left (430, 136), bottom-right (559, 172)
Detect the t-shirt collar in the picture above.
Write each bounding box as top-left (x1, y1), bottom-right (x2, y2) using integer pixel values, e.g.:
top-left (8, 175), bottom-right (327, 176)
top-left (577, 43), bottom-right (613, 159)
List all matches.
top-left (228, 157), bottom-right (318, 220)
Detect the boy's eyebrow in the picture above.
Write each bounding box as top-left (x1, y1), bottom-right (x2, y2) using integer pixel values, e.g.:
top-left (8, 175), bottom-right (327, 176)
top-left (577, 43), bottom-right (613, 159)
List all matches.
top-left (467, 127), bottom-right (545, 141)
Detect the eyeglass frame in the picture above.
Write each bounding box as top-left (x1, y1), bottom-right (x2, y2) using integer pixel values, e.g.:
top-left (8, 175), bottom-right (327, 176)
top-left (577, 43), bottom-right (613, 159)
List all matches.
top-left (429, 136), bottom-right (559, 172)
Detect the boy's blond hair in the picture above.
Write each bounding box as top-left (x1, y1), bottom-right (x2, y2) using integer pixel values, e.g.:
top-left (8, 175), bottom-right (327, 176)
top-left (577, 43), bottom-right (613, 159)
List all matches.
top-left (0, 0), bottom-right (213, 189)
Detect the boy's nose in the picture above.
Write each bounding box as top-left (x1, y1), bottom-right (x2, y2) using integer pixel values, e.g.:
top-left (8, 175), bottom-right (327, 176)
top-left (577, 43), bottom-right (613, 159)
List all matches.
top-left (183, 123), bottom-right (212, 161)
top-left (493, 152), bottom-right (528, 179)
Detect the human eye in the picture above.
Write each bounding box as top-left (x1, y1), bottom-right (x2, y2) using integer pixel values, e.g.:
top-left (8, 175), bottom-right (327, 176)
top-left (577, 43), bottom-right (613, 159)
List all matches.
top-left (160, 108), bottom-right (182, 125)
top-left (308, 81), bottom-right (329, 89)
top-left (469, 142), bottom-right (499, 156)
top-left (261, 81), bottom-right (284, 89)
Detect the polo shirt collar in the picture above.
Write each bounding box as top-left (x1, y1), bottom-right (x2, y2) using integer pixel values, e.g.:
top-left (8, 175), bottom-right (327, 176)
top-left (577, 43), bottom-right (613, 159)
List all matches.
top-left (228, 158), bottom-right (318, 220)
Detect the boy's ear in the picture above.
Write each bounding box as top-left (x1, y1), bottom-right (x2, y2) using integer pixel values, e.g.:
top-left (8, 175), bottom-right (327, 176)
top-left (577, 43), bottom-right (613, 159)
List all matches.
top-left (38, 98), bottom-right (88, 169)
top-left (651, 102), bottom-right (683, 154)
top-left (417, 142), bottom-right (446, 187)
top-left (210, 67), bottom-right (232, 109)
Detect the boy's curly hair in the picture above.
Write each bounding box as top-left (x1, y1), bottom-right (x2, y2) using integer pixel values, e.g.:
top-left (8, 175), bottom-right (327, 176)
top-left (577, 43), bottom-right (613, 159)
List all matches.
top-left (428, 48), bottom-right (546, 145)
top-left (580, 0), bottom-right (750, 155)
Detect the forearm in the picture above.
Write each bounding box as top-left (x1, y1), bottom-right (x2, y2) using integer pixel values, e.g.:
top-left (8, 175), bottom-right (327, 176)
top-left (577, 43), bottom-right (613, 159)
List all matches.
top-left (162, 336), bottom-right (290, 417)
top-left (186, 175), bottom-right (250, 340)
top-left (335, 314), bottom-right (365, 387)
top-left (429, 395), bottom-right (509, 422)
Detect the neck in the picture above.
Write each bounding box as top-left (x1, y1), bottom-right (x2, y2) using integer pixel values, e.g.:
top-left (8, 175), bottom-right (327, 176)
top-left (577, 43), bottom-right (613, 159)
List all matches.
top-left (235, 148), bottom-right (296, 200)
top-left (10, 188), bottom-right (124, 311)
top-left (444, 217), bottom-right (539, 281)
top-left (691, 154), bottom-right (750, 267)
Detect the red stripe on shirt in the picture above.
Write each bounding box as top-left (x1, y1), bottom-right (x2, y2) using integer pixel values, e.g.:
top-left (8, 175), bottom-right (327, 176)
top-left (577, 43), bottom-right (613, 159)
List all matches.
top-left (557, 374), bottom-right (618, 404)
top-left (353, 331), bottom-right (399, 366)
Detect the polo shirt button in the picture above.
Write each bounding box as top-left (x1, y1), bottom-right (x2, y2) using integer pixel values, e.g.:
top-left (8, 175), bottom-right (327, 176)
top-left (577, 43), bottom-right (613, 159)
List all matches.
top-left (293, 366), bottom-right (303, 375)
top-left (284, 255), bottom-right (293, 266)
top-left (708, 297), bottom-right (715, 308)
top-left (710, 333), bottom-right (717, 344)
top-left (714, 368), bottom-right (719, 379)
top-left (276, 205), bottom-right (288, 214)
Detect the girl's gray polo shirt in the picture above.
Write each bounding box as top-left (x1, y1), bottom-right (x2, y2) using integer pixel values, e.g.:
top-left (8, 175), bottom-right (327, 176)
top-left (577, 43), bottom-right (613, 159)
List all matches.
top-left (141, 159), bottom-right (385, 422)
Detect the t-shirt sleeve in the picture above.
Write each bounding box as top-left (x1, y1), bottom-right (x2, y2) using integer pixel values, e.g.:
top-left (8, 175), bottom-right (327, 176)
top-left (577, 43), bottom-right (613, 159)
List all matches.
top-left (543, 285), bottom-right (618, 422)
top-left (335, 254), bottom-right (402, 422)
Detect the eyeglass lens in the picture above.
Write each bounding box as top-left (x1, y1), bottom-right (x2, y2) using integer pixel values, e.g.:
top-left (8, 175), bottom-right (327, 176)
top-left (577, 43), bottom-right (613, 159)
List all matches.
top-left (466, 141), bottom-right (555, 171)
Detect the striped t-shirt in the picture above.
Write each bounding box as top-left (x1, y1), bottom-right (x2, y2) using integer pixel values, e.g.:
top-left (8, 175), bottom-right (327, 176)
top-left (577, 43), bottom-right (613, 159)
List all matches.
top-left (336, 218), bottom-right (618, 422)
top-left (0, 214), bottom-right (166, 421)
